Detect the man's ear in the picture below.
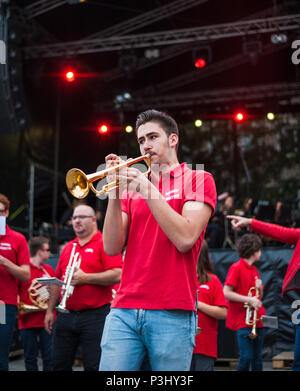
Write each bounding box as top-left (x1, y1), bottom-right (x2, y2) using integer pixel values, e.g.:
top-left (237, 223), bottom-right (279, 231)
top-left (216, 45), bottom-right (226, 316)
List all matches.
top-left (169, 133), bottom-right (178, 150)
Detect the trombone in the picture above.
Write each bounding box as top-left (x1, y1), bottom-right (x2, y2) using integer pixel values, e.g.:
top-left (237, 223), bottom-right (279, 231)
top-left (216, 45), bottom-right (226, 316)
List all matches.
top-left (66, 154), bottom-right (151, 199)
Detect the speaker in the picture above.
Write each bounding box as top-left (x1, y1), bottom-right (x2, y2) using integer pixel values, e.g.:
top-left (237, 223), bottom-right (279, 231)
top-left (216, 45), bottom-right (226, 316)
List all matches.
top-left (0, 7), bottom-right (28, 134)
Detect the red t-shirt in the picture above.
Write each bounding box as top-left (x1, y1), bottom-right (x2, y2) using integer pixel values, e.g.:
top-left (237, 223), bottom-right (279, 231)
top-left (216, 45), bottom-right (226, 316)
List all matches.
top-left (0, 226), bottom-right (30, 306)
top-left (112, 163), bottom-right (217, 311)
top-left (18, 263), bottom-right (55, 329)
top-left (55, 230), bottom-right (123, 311)
top-left (225, 258), bottom-right (266, 331)
top-left (194, 273), bottom-right (227, 358)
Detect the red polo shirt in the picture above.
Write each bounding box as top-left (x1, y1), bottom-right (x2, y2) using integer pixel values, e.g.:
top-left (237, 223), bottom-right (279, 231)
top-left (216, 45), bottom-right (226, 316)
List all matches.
top-left (0, 226), bottom-right (30, 306)
top-left (18, 263), bottom-right (55, 329)
top-left (112, 163), bottom-right (217, 311)
top-left (194, 273), bottom-right (227, 358)
top-left (225, 258), bottom-right (266, 331)
top-left (55, 230), bottom-right (123, 311)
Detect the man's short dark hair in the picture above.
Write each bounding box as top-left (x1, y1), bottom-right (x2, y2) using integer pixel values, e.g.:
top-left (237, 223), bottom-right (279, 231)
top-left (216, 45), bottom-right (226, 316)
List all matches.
top-left (0, 194), bottom-right (10, 210)
top-left (135, 109), bottom-right (179, 149)
top-left (236, 233), bottom-right (262, 259)
top-left (28, 236), bottom-right (49, 257)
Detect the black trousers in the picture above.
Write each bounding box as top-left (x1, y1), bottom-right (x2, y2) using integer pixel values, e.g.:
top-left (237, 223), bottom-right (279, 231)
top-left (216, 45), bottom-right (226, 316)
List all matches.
top-left (52, 304), bottom-right (110, 371)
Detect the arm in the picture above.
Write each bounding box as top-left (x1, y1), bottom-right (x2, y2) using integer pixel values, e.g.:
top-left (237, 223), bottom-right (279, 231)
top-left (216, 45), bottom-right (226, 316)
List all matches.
top-left (197, 301), bottom-right (227, 320)
top-left (44, 285), bottom-right (60, 334)
top-left (144, 188), bottom-right (212, 253)
top-left (223, 285), bottom-right (262, 310)
top-left (0, 255), bottom-right (30, 282)
top-left (227, 215), bottom-right (300, 245)
top-left (102, 154), bottom-right (129, 256)
top-left (71, 267), bottom-right (122, 286)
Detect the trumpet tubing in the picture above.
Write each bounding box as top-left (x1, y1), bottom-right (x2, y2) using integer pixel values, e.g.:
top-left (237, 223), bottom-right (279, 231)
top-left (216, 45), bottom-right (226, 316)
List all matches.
top-left (244, 286), bottom-right (262, 339)
top-left (56, 243), bottom-right (81, 313)
top-left (66, 154), bottom-right (151, 199)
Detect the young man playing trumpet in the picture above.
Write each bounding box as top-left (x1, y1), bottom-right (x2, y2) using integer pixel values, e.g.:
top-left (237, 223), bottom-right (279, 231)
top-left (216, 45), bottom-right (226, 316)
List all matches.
top-left (99, 109), bottom-right (217, 371)
top-left (44, 204), bottom-right (122, 371)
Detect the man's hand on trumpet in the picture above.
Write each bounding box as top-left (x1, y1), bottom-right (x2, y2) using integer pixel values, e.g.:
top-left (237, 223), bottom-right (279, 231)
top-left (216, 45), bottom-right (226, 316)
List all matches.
top-left (105, 154), bottom-right (150, 197)
top-left (71, 267), bottom-right (86, 286)
top-left (226, 215), bottom-right (252, 232)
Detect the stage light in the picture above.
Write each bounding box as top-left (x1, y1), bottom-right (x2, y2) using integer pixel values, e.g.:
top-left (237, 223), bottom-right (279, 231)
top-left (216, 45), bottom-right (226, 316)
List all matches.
top-left (267, 112), bottom-right (275, 120)
top-left (65, 70), bottom-right (75, 82)
top-left (234, 112), bottom-right (245, 122)
top-left (98, 124), bottom-right (109, 134)
top-left (194, 58), bottom-right (206, 69)
top-left (195, 119), bottom-right (203, 127)
top-left (125, 125), bottom-right (133, 133)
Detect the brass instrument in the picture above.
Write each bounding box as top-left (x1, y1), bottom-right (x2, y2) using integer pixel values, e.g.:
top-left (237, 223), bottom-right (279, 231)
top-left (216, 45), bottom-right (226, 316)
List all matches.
top-left (56, 243), bottom-right (81, 313)
top-left (244, 286), bottom-right (262, 339)
top-left (66, 154), bottom-right (151, 199)
top-left (18, 279), bottom-right (50, 314)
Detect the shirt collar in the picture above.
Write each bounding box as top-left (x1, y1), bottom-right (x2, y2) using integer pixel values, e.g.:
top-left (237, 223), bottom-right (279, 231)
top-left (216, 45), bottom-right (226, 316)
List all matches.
top-left (241, 258), bottom-right (254, 270)
top-left (150, 162), bottom-right (188, 182)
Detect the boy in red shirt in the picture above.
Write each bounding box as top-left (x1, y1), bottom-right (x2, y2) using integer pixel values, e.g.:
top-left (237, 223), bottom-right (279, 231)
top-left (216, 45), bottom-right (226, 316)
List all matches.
top-left (224, 233), bottom-right (265, 371)
top-left (18, 236), bottom-right (55, 371)
top-left (0, 194), bottom-right (30, 371)
top-left (191, 240), bottom-right (227, 371)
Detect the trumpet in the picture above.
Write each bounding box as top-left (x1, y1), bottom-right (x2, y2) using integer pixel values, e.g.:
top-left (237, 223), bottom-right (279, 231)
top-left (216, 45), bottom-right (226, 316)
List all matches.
top-left (66, 154), bottom-right (151, 199)
top-left (56, 243), bottom-right (81, 313)
top-left (244, 286), bottom-right (262, 339)
top-left (18, 279), bottom-right (50, 314)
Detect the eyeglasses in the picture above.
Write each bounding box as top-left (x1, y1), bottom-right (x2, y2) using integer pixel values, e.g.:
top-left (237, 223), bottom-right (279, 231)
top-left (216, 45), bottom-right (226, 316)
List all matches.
top-left (71, 215), bottom-right (94, 221)
top-left (43, 248), bottom-right (51, 252)
top-left (0, 209), bottom-right (7, 214)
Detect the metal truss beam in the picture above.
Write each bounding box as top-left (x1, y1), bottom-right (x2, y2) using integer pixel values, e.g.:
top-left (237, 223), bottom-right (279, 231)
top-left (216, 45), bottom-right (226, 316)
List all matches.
top-left (85, 0), bottom-right (209, 39)
top-left (133, 40), bottom-right (290, 96)
top-left (120, 82), bottom-right (300, 110)
top-left (102, 5), bottom-right (283, 83)
top-left (24, 0), bottom-right (66, 20)
top-left (24, 14), bottom-right (300, 58)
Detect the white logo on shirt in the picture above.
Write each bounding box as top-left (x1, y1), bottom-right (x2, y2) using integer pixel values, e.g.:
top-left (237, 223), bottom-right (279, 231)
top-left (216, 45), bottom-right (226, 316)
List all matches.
top-left (165, 189), bottom-right (180, 201)
top-left (85, 248), bottom-right (94, 253)
top-left (199, 284), bottom-right (210, 290)
top-left (0, 243), bottom-right (12, 251)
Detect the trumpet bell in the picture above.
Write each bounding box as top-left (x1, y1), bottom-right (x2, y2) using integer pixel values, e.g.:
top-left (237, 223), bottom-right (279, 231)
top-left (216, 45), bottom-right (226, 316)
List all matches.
top-left (66, 168), bottom-right (89, 199)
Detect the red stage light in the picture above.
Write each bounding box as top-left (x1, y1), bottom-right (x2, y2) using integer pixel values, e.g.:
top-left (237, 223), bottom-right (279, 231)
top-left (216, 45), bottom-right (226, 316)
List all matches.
top-left (194, 58), bottom-right (206, 68)
top-left (65, 71), bottom-right (75, 82)
top-left (98, 124), bottom-right (109, 134)
top-left (234, 112), bottom-right (244, 122)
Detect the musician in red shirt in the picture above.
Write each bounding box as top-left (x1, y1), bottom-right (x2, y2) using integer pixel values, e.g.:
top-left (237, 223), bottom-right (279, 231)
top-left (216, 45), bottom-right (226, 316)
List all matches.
top-left (18, 236), bottom-right (55, 371)
top-left (191, 240), bottom-right (227, 371)
top-left (224, 233), bottom-right (265, 371)
top-left (0, 194), bottom-right (30, 371)
top-left (45, 204), bottom-right (122, 371)
top-left (227, 214), bottom-right (300, 371)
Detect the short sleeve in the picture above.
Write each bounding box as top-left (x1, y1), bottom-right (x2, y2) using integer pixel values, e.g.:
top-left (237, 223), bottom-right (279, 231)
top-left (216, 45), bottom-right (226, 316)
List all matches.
top-left (212, 276), bottom-right (227, 307)
top-left (184, 170), bottom-right (217, 215)
top-left (16, 235), bottom-right (30, 267)
top-left (225, 264), bottom-right (239, 290)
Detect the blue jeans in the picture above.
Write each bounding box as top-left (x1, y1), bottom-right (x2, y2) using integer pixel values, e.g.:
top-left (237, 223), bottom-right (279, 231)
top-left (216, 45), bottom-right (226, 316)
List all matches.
top-left (99, 308), bottom-right (196, 371)
top-left (19, 328), bottom-right (53, 371)
top-left (293, 323), bottom-right (300, 371)
top-left (236, 327), bottom-right (264, 371)
top-left (0, 305), bottom-right (17, 371)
